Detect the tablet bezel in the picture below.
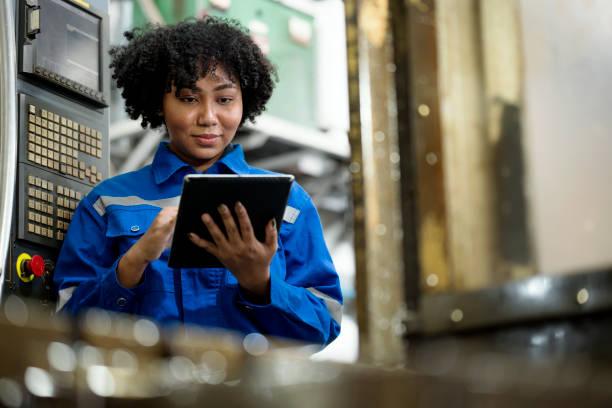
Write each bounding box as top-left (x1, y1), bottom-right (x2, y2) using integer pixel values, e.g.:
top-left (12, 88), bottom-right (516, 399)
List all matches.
top-left (168, 174), bottom-right (294, 268)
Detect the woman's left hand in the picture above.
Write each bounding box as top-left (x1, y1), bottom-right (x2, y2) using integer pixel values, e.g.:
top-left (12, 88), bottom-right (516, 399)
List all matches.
top-left (188, 201), bottom-right (277, 297)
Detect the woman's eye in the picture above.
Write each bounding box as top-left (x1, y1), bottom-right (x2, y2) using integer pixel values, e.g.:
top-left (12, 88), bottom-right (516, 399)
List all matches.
top-left (180, 96), bottom-right (197, 103)
top-left (218, 97), bottom-right (233, 105)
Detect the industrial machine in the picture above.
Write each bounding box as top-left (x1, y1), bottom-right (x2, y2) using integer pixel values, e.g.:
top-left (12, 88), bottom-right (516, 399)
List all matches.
top-left (1, 0), bottom-right (110, 309)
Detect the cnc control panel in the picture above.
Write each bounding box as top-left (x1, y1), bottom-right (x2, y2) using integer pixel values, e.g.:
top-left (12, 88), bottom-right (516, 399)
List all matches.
top-left (4, 0), bottom-right (110, 310)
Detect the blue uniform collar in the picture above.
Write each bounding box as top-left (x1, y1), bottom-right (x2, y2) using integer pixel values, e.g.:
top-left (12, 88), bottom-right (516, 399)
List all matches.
top-left (152, 141), bottom-right (250, 184)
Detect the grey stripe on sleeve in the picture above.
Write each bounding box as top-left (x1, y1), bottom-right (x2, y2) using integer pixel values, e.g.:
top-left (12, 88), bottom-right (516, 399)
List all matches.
top-left (93, 195), bottom-right (181, 216)
top-left (306, 287), bottom-right (343, 324)
top-left (56, 286), bottom-right (76, 312)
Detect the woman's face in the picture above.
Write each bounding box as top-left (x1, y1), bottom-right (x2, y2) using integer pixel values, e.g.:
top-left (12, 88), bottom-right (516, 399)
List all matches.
top-left (163, 65), bottom-right (243, 172)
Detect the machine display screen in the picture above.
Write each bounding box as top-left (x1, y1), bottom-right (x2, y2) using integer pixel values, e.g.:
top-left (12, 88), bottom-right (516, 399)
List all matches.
top-left (36, 0), bottom-right (101, 92)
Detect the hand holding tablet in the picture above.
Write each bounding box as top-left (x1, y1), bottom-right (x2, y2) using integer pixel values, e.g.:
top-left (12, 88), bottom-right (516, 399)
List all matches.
top-left (168, 174), bottom-right (294, 268)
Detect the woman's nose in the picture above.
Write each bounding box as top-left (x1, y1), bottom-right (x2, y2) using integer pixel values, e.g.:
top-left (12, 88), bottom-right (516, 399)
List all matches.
top-left (197, 101), bottom-right (217, 126)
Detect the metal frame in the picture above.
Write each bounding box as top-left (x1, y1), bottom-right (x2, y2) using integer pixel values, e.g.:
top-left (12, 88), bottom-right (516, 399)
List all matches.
top-left (0, 0), bottom-right (18, 302)
top-left (410, 267), bottom-right (612, 336)
top-left (394, 0), bottom-right (612, 339)
top-left (390, 0), bottom-right (426, 312)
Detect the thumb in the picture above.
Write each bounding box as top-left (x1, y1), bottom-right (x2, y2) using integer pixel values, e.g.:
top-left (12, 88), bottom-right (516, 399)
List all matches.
top-left (265, 218), bottom-right (278, 251)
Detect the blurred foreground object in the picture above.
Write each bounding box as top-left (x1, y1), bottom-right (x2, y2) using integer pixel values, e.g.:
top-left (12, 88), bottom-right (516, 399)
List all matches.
top-left (1, 298), bottom-right (612, 406)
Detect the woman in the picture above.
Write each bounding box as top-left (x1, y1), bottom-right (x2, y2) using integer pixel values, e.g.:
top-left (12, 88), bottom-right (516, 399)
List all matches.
top-left (53, 17), bottom-right (342, 346)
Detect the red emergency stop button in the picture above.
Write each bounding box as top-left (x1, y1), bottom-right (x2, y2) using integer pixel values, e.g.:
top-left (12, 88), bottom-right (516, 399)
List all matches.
top-left (16, 253), bottom-right (46, 283)
top-left (29, 255), bottom-right (45, 277)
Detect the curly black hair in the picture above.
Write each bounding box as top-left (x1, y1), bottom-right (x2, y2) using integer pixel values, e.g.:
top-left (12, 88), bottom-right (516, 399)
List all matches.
top-left (109, 17), bottom-right (277, 128)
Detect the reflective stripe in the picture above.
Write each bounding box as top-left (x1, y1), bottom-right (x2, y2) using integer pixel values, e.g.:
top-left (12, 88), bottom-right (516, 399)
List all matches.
top-left (56, 286), bottom-right (76, 312)
top-left (283, 206), bottom-right (300, 224)
top-left (93, 195), bottom-right (181, 216)
top-left (307, 287), bottom-right (343, 324)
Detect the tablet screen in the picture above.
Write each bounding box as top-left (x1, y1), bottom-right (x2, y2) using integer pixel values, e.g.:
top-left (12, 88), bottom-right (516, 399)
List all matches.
top-left (168, 174), bottom-right (294, 268)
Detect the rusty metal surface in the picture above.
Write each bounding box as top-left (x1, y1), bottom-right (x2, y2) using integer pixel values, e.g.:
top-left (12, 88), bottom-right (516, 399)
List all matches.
top-left (435, 0), bottom-right (499, 290)
top-left (480, 0), bottom-right (533, 283)
top-left (346, 0), bottom-right (407, 365)
top-left (344, 0), bottom-right (369, 358)
top-left (408, 9), bottom-right (451, 295)
top-left (392, 0), bottom-right (450, 300)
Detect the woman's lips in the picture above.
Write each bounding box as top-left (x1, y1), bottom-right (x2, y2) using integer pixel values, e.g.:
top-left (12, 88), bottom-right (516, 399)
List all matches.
top-left (193, 134), bottom-right (219, 146)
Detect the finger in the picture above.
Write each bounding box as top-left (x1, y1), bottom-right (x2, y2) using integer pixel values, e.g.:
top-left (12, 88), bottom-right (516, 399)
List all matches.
top-left (165, 223), bottom-right (178, 249)
top-left (164, 206), bottom-right (179, 215)
top-left (162, 211), bottom-right (178, 233)
top-left (235, 201), bottom-right (255, 243)
top-left (163, 207), bottom-right (179, 246)
top-left (264, 218), bottom-right (278, 252)
top-left (153, 207), bottom-right (177, 229)
top-left (218, 204), bottom-right (241, 242)
top-left (151, 208), bottom-right (177, 245)
top-left (201, 213), bottom-right (228, 247)
top-left (159, 206), bottom-right (178, 221)
top-left (166, 207), bottom-right (178, 225)
top-left (188, 232), bottom-right (219, 256)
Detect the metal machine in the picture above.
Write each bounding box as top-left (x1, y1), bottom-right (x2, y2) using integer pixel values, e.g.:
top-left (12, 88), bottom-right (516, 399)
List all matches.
top-left (345, 0), bottom-right (612, 367)
top-left (1, 0), bottom-right (110, 309)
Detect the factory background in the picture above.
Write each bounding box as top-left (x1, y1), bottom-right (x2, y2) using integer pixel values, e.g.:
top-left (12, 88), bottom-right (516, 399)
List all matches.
top-left (1, 0), bottom-right (612, 405)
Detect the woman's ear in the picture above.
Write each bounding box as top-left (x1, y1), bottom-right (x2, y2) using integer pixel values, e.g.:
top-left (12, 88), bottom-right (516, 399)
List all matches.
top-left (163, 123), bottom-right (169, 137)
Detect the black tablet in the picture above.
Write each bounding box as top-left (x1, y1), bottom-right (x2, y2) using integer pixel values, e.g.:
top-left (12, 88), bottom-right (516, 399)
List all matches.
top-left (168, 174), bottom-right (295, 268)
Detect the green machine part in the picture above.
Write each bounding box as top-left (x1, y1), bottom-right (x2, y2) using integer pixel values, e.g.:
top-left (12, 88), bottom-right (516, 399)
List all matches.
top-left (132, 0), bottom-right (317, 129)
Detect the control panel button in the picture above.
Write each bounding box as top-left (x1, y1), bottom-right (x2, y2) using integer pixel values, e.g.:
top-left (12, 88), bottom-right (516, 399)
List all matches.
top-left (29, 255), bottom-right (45, 277)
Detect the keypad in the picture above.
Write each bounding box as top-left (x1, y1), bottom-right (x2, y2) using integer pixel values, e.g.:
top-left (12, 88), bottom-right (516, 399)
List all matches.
top-left (25, 174), bottom-right (86, 242)
top-left (55, 183), bottom-right (81, 241)
top-left (26, 104), bottom-right (104, 185)
top-left (26, 175), bottom-right (57, 240)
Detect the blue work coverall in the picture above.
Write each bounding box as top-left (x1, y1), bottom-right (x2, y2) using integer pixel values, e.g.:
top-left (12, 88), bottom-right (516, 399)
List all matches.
top-left (53, 142), bottom-right (343, 345)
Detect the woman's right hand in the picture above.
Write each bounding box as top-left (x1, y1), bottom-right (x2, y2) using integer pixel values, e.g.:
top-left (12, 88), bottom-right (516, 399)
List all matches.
top-left (117, 206), bottom-right (178, 288)
top-left (133, 206), bottom-right (179, 262)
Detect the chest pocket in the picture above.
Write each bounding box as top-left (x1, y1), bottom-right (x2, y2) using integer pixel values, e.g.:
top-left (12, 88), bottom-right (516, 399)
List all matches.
top-left (106, 208), bottom-right (160, 255)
